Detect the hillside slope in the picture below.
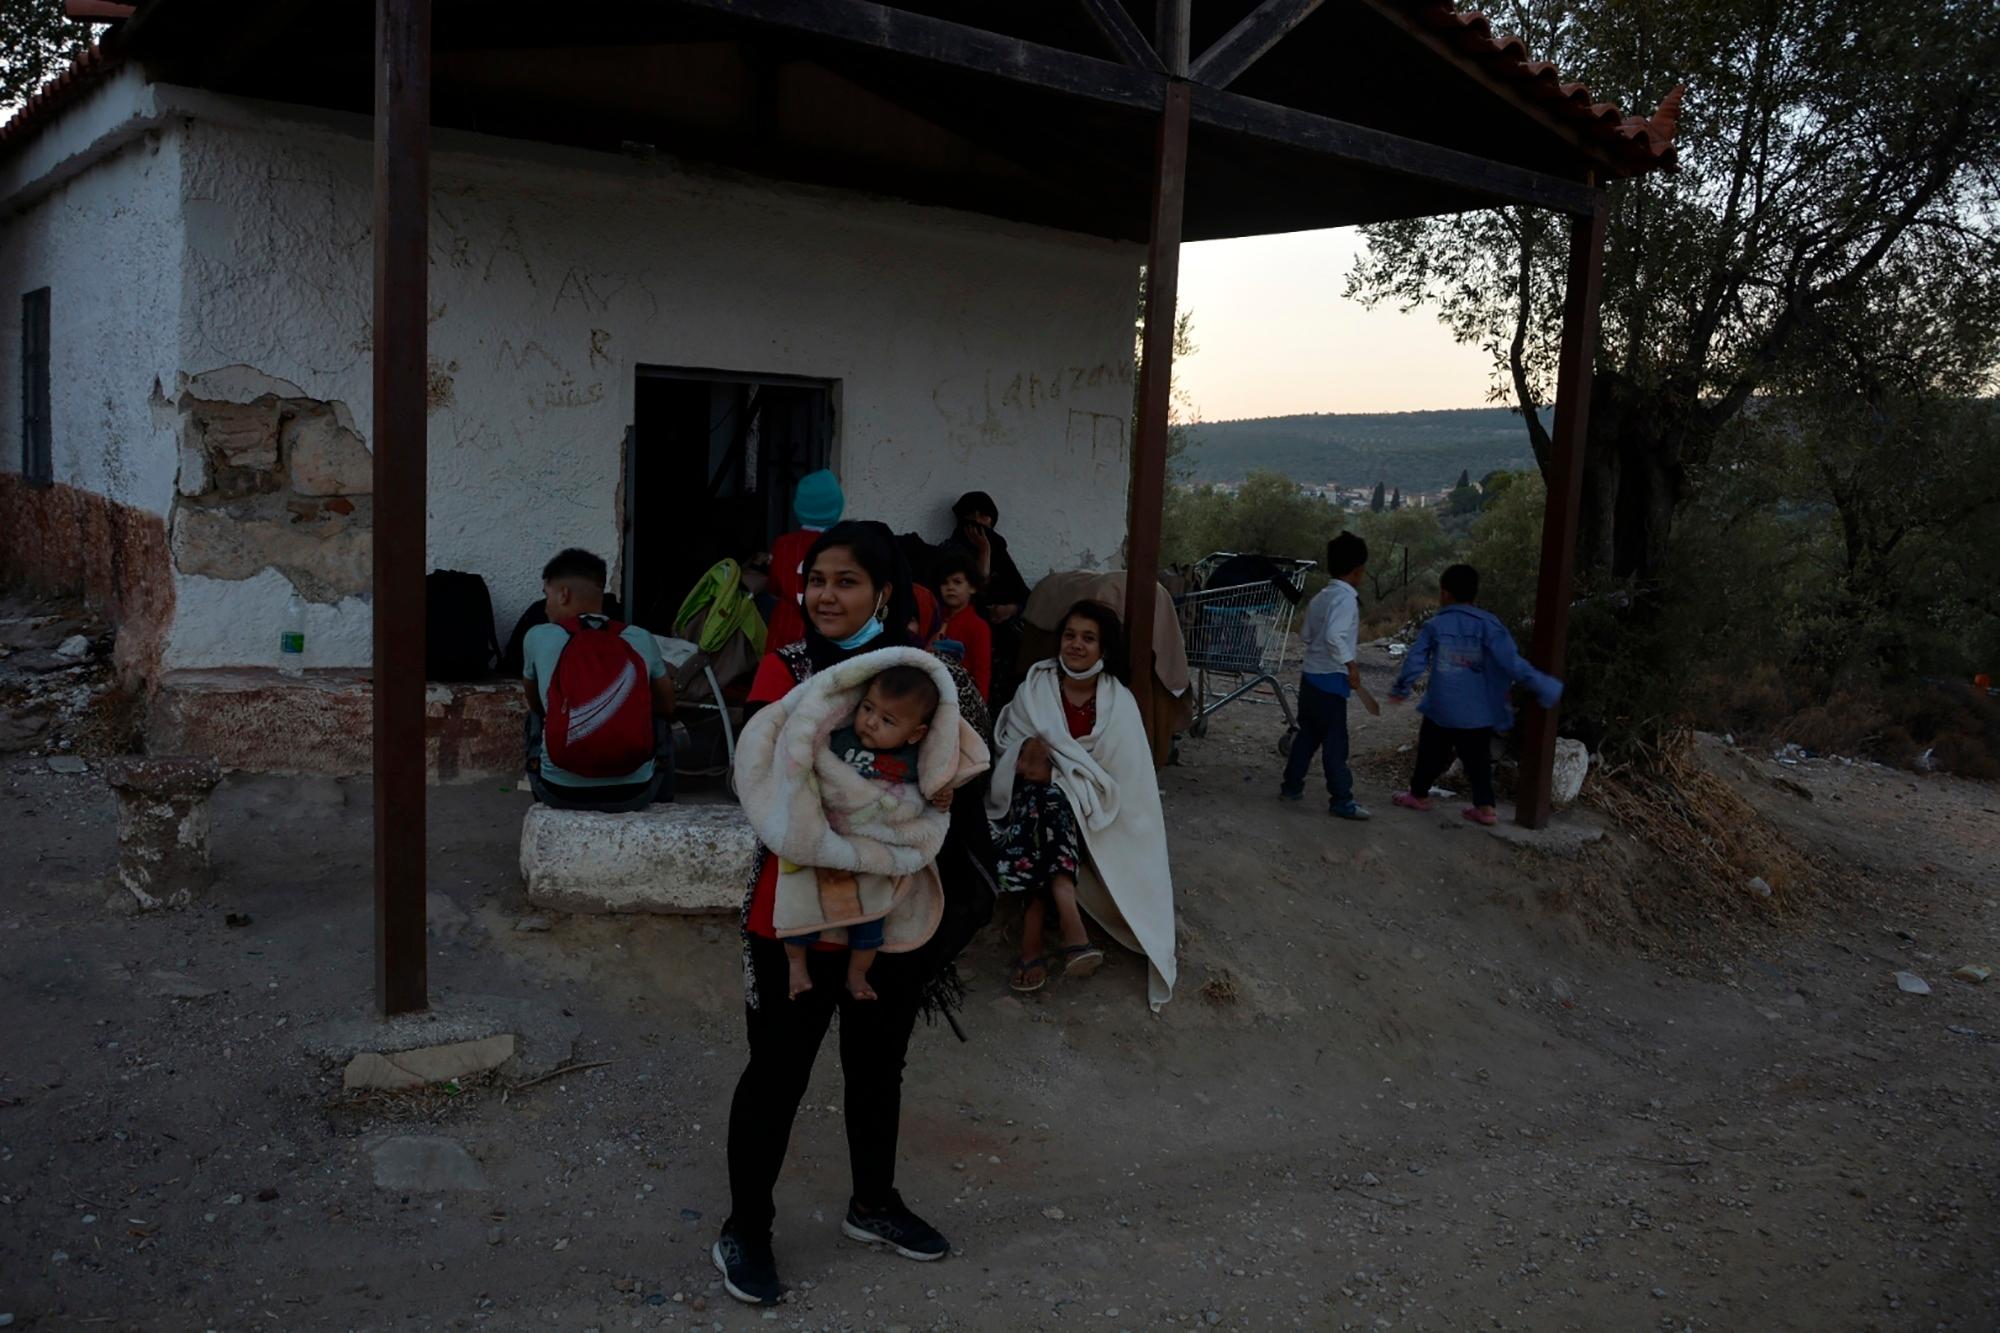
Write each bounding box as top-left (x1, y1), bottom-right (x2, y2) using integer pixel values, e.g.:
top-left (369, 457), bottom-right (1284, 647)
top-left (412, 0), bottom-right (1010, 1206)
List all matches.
top-left (1187, 406), bottom-right (1548, 491)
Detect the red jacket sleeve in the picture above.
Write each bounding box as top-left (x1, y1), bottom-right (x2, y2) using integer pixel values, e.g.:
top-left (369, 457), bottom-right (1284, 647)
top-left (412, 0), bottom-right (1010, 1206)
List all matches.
top-left (747, 651), bottom-right (799, 706)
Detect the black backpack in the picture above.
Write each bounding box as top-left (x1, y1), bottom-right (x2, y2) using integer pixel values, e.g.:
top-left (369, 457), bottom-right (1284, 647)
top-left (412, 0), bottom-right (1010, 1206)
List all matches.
top-left (425, 570), bottom-right (503, 680)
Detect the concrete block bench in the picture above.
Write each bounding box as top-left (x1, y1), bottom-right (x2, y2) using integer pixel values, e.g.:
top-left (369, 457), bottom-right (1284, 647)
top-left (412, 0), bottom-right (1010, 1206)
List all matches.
top-left (519, 802), bottom-right (757, 914)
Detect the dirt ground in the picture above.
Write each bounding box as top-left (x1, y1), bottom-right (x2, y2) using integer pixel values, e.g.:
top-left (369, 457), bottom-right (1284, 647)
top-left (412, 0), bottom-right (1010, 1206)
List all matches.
top-left (2, 645), bottom-right (1997, 1331)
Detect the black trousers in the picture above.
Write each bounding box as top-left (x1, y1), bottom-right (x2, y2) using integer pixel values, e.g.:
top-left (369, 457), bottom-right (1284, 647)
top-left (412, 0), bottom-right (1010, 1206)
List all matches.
top-left (724, 935), bottom-right (920, 1241)
top-left (1410, 717), bottom-right (1496, 808)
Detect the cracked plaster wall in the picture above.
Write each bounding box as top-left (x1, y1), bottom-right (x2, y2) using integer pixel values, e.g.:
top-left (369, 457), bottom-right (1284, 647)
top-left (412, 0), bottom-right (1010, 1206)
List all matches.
top-left (0, 128), bottom-right (184, 514)
top-left (12, 96), bottom-right (1141, 672)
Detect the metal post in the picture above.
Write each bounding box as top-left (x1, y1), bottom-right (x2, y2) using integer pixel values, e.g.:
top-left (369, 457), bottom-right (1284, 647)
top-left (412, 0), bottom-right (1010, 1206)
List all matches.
top-left (1123, 78), bottom-right (1192, 738)
top-left (372, 0), bottom-right (431, 1014)
top-left (1516, 196), bottom-right (1607, 828)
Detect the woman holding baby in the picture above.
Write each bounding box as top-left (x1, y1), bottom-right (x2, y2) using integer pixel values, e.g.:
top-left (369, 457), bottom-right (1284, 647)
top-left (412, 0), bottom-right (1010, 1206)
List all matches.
top-left (987, 601), bottom-right (1178, 1008)
top-left (714, 520), bottom-right (993, 1307)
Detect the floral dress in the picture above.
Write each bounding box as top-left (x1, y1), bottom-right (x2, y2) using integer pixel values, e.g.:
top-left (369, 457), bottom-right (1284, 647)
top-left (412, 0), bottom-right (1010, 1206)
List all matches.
top-left (992, 689), bottom-right (1095, 907)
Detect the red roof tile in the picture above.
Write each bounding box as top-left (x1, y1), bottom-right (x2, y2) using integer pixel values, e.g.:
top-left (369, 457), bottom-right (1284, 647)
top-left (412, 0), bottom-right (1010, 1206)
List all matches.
top-left (1414, 1), bottom-right (1681, 172)
top-left (0, 41), bottom-right (126, 154)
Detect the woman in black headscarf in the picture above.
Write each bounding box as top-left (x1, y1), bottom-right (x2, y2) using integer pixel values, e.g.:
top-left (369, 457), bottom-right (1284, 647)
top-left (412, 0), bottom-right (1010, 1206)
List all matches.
top-left (712, 521), bottom-right (993, 1307)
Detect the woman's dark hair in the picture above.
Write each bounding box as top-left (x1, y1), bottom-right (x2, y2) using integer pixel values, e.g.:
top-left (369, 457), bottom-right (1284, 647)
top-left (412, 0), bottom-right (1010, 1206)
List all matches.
top-left (932, 548), bottom-right (986, 591)
top-left (952, 491), bottom-right (999, 525)
top-left (803, 520), bottom-right (919, 654)
top-left (1058, 599), bottom-right (1129, 684)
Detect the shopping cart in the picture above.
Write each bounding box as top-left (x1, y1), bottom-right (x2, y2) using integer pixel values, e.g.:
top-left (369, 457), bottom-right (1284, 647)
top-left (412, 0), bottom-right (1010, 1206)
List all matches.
top-left (1174, 554), bottom-right (1316, 753)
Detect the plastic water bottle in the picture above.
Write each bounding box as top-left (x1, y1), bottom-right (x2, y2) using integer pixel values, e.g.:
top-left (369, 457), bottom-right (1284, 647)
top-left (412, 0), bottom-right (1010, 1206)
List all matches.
top-left (279, 594), bottom-right (307, 676)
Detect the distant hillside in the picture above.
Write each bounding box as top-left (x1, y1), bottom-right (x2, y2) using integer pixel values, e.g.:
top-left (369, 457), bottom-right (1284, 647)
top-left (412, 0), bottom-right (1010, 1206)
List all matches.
top-left (1185, 407), bottom-right (1548, 492)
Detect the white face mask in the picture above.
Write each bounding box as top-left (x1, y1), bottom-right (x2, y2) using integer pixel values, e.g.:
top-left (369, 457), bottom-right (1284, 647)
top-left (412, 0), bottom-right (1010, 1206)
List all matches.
top-left (1059, 657), bottom-right (1105, 681)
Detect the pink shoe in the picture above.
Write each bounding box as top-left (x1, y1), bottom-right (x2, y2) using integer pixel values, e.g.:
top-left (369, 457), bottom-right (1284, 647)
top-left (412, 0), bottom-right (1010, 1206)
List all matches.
top-left (1462, 806), bottom-right (1498, 826)
top-left (1391, 791), bottom-right (1433, 813)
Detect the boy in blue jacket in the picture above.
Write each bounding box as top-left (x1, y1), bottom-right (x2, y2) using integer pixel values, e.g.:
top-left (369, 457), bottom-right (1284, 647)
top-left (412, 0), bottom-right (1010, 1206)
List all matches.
top-left (1387, 564), bottom-right (1562, 826)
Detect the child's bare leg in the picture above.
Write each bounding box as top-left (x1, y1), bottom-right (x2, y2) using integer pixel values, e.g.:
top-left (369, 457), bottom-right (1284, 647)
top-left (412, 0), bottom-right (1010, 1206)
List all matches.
top-left (784, 942), bottom-right (813, 1000)
top-left (845, 948), bottom-right (879, 1001)
top-left (1020, 898), bottom-right (1048, 962)
top-left (1050, 874), bottom-right (1091, 949)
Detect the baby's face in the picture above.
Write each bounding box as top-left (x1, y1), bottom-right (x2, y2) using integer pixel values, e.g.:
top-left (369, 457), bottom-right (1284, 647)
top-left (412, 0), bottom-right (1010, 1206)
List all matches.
top-left (854, 683), bottom-right (931, 751)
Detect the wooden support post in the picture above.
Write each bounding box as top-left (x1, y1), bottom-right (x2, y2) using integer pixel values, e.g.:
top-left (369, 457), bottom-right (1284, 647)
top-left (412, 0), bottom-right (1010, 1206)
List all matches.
top-left (1156, 0), bottom-right (1192, 76)
top-left (1123, 77), bottom-right (1192, 739)
top-left (1516, 196), bottom-right (1607, 829)
top-left (372, 0), bottom-right (431, 1016)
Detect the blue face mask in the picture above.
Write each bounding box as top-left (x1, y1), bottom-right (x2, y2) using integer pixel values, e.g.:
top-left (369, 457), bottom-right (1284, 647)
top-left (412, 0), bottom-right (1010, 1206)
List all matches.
top-left (831, 596), bottom-right (888, 651)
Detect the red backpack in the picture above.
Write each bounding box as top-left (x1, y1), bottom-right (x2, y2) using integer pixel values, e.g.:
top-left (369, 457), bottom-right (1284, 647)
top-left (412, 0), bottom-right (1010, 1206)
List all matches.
top-left (544, 617), bottom-right (655, 778)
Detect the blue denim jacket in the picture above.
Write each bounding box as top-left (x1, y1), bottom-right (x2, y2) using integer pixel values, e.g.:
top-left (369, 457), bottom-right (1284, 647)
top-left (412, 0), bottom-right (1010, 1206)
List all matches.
top-left (1389, 604), bottom-right (1562, 732)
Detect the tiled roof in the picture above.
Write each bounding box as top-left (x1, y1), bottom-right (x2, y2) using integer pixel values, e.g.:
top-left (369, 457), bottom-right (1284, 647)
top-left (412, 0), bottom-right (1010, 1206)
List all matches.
top-left (1415, 1), bottom-right (1682, 172)
top-left (0, 41), bottom-right (126, 154)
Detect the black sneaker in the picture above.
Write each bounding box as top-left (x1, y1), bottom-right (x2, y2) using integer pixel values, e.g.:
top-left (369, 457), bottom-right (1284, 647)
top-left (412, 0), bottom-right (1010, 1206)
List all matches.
top-left (711, 1226), bottom-right (782, 1306)
top-left (841, 1192), bottom-right (949, 1261)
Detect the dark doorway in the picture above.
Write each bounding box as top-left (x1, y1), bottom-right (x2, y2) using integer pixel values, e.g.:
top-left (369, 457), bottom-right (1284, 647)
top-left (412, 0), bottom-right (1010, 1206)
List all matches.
top-left (626, 366), bottom-right (835, 634)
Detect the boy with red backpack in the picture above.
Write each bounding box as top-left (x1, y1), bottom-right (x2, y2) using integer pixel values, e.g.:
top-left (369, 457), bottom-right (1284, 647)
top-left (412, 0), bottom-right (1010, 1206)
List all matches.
top-left (522, 549), bottom-right (677, 810)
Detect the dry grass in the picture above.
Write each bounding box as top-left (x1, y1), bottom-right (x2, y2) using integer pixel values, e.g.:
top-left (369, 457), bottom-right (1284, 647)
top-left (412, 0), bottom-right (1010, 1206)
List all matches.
top-left (325, 1069), bottom-right (498, 1132)
top-left (1200, 972), bottom-right (1240, 1004)
top-left (1585, 729), bottom-right (1817, 916)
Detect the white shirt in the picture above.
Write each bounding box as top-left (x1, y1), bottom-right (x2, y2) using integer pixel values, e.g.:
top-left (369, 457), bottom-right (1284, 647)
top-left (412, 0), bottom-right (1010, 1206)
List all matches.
top-left (1299, 579), bottom-right (1360, 677)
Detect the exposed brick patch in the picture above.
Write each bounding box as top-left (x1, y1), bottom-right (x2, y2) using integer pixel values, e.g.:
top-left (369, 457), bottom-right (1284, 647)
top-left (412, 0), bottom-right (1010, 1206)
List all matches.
top-left (0, 474), bottom-right (173, 686)
top-left (172, 392), bottom-right (374, 604)
top-left (151, 669), bottom-right (527, 783)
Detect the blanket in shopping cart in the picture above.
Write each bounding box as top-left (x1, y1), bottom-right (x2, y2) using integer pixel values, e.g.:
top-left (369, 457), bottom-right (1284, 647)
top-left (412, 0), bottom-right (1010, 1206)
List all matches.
top-left (986, 661), bottom-right (1178, 1010)
top-left (733, 646), bottom-right (989, 951)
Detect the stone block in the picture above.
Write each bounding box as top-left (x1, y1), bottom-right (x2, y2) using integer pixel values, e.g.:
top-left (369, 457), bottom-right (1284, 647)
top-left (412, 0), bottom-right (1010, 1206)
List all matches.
top-left (342, 1034), bottom-right (516, 1090)
top-left (104, 755), bottom-right (222, 909)
top-left (521, 802), bottom-right (756, 914)
top-left (300, 991), bottom-right (579, 1081)
top-left (285, 410), bottom-right (373, 496)
top-left (366, 1135), bottom-right (486, 1191)
top-left (1551, 737), bottom-right (1590, 808)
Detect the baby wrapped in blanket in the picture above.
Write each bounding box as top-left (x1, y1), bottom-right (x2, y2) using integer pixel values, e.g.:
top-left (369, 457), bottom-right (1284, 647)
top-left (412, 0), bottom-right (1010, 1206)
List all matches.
top-left (789, 664), bottom-right (939, 999)
top-left (733, 647), bottom-right (991, 1001)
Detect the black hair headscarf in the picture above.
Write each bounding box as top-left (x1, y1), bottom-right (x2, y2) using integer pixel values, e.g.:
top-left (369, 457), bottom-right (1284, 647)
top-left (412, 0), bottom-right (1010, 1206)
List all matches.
top-left (798, 520), bottom-right (921, 674)
top-left (951, 491), bottom-right (998, 524)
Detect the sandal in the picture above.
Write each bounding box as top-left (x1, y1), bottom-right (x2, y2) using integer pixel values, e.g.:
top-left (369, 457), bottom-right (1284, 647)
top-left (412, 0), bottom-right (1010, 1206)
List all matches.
top-left (1010, 957), bottom-right (1050, 993)
top-left (1057, 944), bottom-right (1105, 978)
top-left (1462, 805), bottom-right (1498, 826)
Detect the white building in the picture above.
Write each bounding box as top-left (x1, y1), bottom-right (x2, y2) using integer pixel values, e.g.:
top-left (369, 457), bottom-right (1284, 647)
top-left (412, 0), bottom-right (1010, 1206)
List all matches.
top-left (1, 64), bottom-right (1139, 761)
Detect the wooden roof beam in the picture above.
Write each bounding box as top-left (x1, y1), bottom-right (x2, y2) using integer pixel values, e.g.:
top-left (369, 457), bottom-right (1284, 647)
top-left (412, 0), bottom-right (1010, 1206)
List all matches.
top-left (1074, 0), bottom-right (1165, 74)
top-left (1191, 84), bottom-right (1597, 215)
top-left (665, 0), bottom-right (1164, 111)
top-left (1188, 0), bottom-right (1325, 89)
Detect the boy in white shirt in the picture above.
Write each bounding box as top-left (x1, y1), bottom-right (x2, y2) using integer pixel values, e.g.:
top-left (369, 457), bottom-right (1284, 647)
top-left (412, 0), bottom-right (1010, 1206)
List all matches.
top-left (1279, 532), bottom-right (1370, 820)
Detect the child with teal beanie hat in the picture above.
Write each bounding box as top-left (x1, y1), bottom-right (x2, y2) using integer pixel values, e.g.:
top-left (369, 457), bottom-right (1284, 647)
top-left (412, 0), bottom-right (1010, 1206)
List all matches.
top-left (792, 469), bottom-right (845, 530)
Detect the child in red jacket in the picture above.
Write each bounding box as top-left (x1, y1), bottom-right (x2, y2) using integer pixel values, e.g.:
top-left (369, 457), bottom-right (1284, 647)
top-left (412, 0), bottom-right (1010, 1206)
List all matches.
top-left (931, 550), bottom-right (993, 699)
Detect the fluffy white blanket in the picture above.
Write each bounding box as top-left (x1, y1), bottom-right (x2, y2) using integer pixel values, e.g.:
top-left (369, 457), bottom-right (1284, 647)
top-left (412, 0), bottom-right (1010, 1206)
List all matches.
top-left (734, 646), bottom-right (989, 952)
top-left (986, 661), bottom-right (1178, 1009)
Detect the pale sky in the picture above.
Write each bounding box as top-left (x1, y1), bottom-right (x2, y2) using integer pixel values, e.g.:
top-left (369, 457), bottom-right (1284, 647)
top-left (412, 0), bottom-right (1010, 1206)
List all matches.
top-left (1175, 228), bottom-right (1496, 422)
